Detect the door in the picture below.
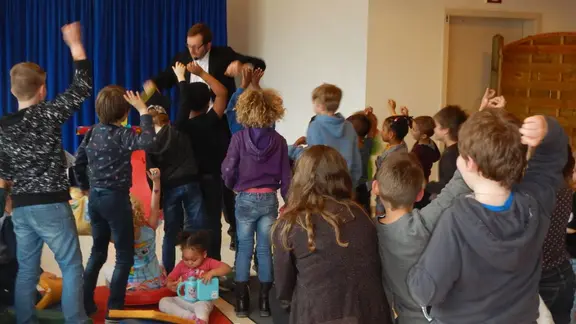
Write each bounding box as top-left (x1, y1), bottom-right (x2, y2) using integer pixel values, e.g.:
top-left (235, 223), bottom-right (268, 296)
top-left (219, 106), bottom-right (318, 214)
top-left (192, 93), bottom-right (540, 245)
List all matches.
top-left (446, 16), bottom-right (528, 112)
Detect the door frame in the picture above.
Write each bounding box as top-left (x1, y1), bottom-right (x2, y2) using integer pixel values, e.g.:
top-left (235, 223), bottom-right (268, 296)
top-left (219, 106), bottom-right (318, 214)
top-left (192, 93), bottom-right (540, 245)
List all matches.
top-left (441, 9), bottom-right (543, 106)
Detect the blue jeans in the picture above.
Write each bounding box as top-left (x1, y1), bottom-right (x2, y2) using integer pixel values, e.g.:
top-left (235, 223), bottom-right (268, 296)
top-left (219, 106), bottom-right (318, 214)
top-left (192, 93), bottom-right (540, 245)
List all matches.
top-left (235, 192), bottom-right (277, 283)
top-left (83, 188), bottom-right (135, 314)
top-left (540, 260), bottom-right (576, 324)
top-left (12, 202), bottom-right (89, 324)
top-left (162, 181), bottom-right (207, 273)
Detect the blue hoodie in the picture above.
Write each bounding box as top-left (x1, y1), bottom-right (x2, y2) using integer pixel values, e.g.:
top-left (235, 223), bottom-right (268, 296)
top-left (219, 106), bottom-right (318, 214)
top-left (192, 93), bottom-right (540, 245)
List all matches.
top-left (288, 114), bottom-right (362, 186)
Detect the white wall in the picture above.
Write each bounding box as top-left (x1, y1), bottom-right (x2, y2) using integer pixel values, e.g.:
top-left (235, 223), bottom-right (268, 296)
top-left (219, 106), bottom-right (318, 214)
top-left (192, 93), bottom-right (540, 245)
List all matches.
top-left (227, 0), bottom-right (370, 143)
top-left (366, 0), bottom-right (576, 122)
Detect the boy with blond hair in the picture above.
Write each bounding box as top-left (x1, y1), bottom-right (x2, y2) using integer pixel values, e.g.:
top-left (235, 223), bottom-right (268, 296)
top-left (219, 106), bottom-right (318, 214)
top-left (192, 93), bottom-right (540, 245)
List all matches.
top-left (408, 109), bottom-right (568, 324)
top-left (289, 83), bottom-right (362, 186)
top-left (0, 22), bottom-right (92, 323)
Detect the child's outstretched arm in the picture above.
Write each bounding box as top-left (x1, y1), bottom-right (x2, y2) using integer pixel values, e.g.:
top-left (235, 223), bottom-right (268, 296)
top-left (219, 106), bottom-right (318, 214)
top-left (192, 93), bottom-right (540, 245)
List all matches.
top-left (517, 116), bottom-right (568, 214)
top-left (419, 171), bottom-right (471, 230)
top-left (41, 22), bottom-right (92, 125)
top-left (225, 68), bottom-right (251, 134)
top-left (121, 91), bottom-right (156, 151)
top-left (73, 128), bottom-right (92, 191)
top-left (387, 99), bottom-right (398, 116)
top-left (172, 62), bottom-right (194, 131)
top-left (187, 62), bottom-right (228, 117)
top-left (407, 208), bottom-right (462, 307)
top-left (146, 168), bottom-right (161, 230)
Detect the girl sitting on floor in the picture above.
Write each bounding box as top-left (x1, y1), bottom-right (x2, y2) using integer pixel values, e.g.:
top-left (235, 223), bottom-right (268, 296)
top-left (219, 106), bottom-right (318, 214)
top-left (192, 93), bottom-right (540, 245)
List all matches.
top-left (159, 231), bottom-right (232, 323)
top-left (102, 168), bottom-right (166, 291)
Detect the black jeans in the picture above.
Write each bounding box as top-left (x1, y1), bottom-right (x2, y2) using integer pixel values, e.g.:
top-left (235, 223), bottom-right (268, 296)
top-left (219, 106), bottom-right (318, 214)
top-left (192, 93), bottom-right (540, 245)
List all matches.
top-left (200, 175), bottom-right (223, 261)
top-left (539, 259), bottom-right (576, 324)
top-left (84, 188), bottom-right (135, 313)
top-left (222, 183), bottom-right (237, 238)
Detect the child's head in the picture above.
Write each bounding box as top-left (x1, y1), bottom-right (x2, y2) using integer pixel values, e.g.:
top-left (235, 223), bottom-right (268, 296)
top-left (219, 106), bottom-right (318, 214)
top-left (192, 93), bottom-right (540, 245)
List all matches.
top-left (235, 89), bottom-right (285, 128)
top-left (275, 145), bottom-right (354, 252)
top-left (381, 115), bottom-right (411, 143)
top-left (182, 82), bottom-right (211, 114)
top-left (346, 113), bottom-right (371, 138)
top-left (411, 116), bottom-right (436, 142)
top-left (147, 105), bottom-right (170, 126)
top-left (563, 145), bottom-right (575, 186)
top-left (10, 62), bottom-right (47, 103)
top-left (312, 84), bottom-right (342, 114)
top-left (178, 230), bottom-right (211, 268)
top-left (433, 105), bottom-right (468, 144)
top-left (457, 108), bottom-right (527, 190)
top-left (373, 152), bottom-right (424, 210)
top-left (96, 85), bottom-right (130, 124)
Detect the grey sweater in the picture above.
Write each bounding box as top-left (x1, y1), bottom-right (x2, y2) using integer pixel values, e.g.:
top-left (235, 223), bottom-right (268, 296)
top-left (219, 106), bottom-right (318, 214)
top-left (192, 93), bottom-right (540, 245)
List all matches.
top-left (376, 171), bottom-right (470, 324)
top-left (407, 117), bottom-right (567, 324)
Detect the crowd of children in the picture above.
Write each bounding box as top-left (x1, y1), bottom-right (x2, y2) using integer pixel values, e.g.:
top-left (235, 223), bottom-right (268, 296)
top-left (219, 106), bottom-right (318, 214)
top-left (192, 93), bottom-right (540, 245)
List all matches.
top-left (1, 21), bottom-right (576, 324)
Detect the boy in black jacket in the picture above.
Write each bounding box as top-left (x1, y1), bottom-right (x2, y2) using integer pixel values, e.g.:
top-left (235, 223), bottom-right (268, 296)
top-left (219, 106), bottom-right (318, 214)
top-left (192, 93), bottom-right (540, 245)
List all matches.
top-left (74, 88), bottom-right (155, 319)
top-left (145, 102), bottom-right (207, 274)
top-left (0, 22), bottom-right (92, 323)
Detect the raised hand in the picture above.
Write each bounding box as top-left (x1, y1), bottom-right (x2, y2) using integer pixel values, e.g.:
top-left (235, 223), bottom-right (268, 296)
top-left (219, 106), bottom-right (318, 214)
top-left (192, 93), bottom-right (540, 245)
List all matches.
top-left (147, 168), bottom-right (161, 182)
top-left (225, 60), bottom-right (243, 77)
top-left (172, 62), bottom-right (187, 81)
top-left (241, 67), bottom-right (253, 89)
top-left (400, 106), bottom-right (409, 116)
top-left (388, 99), bottom-right (397, 110)
top-left (486, 96), bottom-right (506, 109)
top-left (186, 61), bottom-right (205, 76)
top-left (480, 88), bottom-right (497, 110)
top-left (294, 136), bottom-right (307, 146)
top-left (520, 115), bottom-right (547, 147)
top-left (252, 68), bottom-right (264, 89)
top-left (61, 22), bottom-right (82, 47)
top-left (123, 91), bottom-right (148, 114)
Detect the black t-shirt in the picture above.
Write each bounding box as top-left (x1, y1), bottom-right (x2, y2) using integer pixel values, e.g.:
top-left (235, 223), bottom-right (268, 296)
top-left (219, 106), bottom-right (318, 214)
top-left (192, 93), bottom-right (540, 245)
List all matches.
top-left (180, 109), bottom-right (229, 176)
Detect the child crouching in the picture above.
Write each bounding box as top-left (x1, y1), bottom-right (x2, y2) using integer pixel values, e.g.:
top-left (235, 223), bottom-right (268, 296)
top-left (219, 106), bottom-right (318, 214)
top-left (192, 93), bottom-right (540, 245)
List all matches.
top-left (159, 231), bottom-right (232, 323)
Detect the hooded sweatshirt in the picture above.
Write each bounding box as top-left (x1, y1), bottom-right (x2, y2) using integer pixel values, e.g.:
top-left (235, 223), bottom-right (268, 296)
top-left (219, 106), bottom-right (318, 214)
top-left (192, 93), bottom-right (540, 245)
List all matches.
top-left (146, 125), bottom-right (198, 189)
top-left (407, 117), bottom-right (568, 324)
top-left (221, 128), bottom-right (291, 199)
top-left (0, 60), bottom-right (92, 207)
top-left (288, 114), bottom-right (362, 186)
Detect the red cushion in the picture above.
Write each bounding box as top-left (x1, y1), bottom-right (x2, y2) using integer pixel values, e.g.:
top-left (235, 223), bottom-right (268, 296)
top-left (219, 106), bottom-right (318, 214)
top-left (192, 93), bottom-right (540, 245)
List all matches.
top-left (94, 286), bottom-right (176, 306)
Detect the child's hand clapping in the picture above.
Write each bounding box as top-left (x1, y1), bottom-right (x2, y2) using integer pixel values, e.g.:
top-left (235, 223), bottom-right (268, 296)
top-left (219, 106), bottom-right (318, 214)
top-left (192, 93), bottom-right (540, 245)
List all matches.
top-left (171, 62), bottom-right (186, 82)
top-left (200, 270), bottom-right (215, 284)
top-left (520, 115), bottom-right (547, 148)
top-left (241, 67), bottom-right (253, 89)
top-left (123, 91), bottom-right (148, 115)
top-left (187, 62), bottom-right (205, 76)
top-left (147, 168), bottom-right (161, 183)
top-left (252, 68), bottom-right (264, 89)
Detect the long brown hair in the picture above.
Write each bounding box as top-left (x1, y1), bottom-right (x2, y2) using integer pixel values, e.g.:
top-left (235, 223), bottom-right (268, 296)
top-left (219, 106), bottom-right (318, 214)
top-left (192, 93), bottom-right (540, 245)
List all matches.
top-left (272, 145), bottom-right (360, 252)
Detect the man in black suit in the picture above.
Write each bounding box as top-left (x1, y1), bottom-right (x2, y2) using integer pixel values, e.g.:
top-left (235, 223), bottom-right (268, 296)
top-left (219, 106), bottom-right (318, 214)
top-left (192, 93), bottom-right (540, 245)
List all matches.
top-left (144, 23), bottom-right (265, 98)
top-left (144, 23), bottom-right (266, 254)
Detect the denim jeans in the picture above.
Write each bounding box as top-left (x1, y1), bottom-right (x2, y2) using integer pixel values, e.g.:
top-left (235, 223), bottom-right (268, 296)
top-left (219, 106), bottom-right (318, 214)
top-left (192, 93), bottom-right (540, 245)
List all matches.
top-left (200, 175), bottom-right (223, 261)
top-left (162, 181), bottom-right (207, 273)
top-left (235, 192), bottom-right (277, 283)
top-left (84, 188), bottom-right (135, 314)
top-left (12, 202), bottom-right (89, 324)
top-left (540, 259), bottom-right (576, 324)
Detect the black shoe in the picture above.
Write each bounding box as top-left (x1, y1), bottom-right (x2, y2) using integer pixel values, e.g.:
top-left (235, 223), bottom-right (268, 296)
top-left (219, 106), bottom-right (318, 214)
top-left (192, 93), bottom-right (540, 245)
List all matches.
top-left (259, 282), bottom-right (273, 317)
top-left (235, 281), bottom-right (250, 318)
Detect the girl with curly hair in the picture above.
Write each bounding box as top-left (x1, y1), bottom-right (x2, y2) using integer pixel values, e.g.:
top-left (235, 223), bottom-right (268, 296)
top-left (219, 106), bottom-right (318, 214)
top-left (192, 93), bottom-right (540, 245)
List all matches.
top-left (272, 145), bottom-right (392, 324)
top-left (221, 87), bottom-right (291, 317)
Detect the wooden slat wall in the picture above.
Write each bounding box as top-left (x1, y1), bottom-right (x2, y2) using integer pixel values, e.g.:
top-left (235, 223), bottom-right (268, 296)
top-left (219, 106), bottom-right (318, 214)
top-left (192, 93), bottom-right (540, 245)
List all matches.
top-left (501, 32), bottom-right (576, 145)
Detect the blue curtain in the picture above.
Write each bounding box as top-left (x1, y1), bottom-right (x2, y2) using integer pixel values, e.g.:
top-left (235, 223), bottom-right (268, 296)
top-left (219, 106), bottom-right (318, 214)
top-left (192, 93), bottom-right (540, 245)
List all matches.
top-left (0, 0), bottom-right (227, 152)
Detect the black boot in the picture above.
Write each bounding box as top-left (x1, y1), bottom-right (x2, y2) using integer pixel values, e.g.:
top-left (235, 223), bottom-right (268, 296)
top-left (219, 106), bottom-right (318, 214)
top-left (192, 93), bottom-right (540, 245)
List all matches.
top-left (259, 282), bottom-right (273, 317)
top-left (235, 281), bottom-right (250, 318)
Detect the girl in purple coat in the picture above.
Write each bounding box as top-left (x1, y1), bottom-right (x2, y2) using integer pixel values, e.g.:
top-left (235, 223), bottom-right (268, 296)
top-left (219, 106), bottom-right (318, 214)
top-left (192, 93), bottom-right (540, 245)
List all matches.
top-left (221, 88), bottom-right (291, 318)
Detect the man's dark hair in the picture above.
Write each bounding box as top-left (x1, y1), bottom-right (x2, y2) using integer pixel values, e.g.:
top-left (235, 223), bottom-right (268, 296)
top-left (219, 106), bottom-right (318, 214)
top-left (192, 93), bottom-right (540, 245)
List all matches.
top-left (182, 82), bottom-right (211, 112)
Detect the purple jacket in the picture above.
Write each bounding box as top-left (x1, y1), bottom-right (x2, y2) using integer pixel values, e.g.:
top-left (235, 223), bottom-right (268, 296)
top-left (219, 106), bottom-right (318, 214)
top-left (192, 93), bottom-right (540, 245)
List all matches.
top-left (221, 128), bottom-right (291, 199)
